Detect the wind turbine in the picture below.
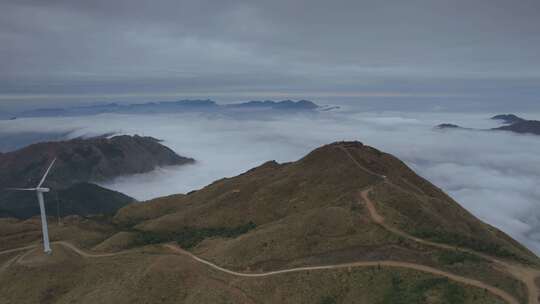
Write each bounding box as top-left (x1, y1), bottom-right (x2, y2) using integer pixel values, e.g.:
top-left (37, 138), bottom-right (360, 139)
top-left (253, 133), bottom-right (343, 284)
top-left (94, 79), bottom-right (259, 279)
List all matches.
top-left (8, 158), bottom-right (56, 254)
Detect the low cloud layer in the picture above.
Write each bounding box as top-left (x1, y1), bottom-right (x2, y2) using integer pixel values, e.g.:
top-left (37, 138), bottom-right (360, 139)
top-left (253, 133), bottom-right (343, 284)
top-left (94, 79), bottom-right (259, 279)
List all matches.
top-left (1, 109), bottom-right (539, 255)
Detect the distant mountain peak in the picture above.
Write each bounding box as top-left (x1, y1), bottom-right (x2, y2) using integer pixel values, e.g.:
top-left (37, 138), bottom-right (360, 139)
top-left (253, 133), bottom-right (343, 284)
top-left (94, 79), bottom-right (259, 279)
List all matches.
top-left (493, 120), bottom-right (540, 135)
top-left (435, 114), bottom-right (540, 136)
top-left (490, 114), bottom-right (540, 135)
top-left (436, 123), bottom-right (462, 129)
top-left (229, 99), bottom-right (319, 110)
top-left (491, 114), bottom-right (525, 124)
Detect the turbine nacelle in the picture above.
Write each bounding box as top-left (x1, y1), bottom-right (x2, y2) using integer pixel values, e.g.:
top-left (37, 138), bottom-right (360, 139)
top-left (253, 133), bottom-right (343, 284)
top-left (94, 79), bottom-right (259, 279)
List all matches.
top-left (37, 187), bottom-right (50, 193)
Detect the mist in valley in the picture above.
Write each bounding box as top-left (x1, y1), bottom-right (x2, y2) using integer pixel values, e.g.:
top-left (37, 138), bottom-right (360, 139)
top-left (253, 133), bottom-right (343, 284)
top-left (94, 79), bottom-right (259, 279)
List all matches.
top-left (1, 107), bottom-right (539, 255)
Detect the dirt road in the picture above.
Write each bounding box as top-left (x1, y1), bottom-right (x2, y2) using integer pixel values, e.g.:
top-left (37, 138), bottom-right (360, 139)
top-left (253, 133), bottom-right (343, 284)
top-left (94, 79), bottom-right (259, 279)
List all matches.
top-left (0, 244), bottom-right (37, 255)
top-left (164, 244), bottom-right (518, 304)
top-left (337, 143), bottom-right (540, 304)
top-left (360, 188), bottom-right (540, 304)
top-left (0, 239), bottom-right (519, 303)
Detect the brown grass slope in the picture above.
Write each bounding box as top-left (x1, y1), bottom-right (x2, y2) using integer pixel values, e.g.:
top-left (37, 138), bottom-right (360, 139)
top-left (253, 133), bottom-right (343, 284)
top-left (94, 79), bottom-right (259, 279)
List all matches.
top-left (2, 141), bottom-right (538, 304)
top-left (0, 244), bottom-right (505, 304)
top-left (356, 149), bottom-right (538, 264)
top-left (116, 143), bottom-right (379, 229)
top-left (112, 141), bottom-right (537, 303)
top-left (116, 141), bottom-right (537, 265)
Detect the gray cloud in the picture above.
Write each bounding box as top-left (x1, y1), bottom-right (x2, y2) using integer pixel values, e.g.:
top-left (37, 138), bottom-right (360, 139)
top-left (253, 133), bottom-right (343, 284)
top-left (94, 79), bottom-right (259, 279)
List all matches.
top-left (1, 0), bottom-right (540, 110)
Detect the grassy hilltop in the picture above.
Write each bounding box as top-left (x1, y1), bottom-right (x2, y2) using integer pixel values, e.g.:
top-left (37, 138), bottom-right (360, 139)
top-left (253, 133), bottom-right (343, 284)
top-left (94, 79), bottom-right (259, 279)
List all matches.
top-left (1, 141), bottom-right (538, 304)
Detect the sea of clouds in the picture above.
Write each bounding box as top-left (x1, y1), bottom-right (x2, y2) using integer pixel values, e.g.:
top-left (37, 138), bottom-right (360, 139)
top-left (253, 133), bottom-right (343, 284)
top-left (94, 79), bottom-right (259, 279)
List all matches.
top-left (1, 108), bottom-right (539, 255)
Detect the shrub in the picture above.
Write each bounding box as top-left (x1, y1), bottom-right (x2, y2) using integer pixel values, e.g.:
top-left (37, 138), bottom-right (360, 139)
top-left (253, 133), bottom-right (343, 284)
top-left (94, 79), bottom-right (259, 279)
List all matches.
top-left (444, 283), bottom-right (466, 304)
top-left (413, 229), bottom-right (519, 260)
top-left (319, 295), bottom-right (337, 304)
top-left (437, 250), bottom-right (482, 265)
top-left (133, 221), bottom-right (257, 249)
top-left (382, 275), bottom-right (466, 304)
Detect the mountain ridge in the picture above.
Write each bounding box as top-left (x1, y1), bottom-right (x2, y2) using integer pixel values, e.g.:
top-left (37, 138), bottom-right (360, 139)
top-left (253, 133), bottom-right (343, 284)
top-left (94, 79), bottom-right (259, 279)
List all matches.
top-left (7, 99), bottom-right (321, 119)
top-left (0, 134), bottom-right (193, 218)
top-left (1, 141), bottom-right (538, 303)
top-left (0, 134), bottom-right (194, 188)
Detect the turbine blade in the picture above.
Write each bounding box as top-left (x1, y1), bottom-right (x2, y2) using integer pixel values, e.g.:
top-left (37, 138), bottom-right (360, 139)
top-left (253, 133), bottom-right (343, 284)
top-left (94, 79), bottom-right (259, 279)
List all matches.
top-left (37, 158), bottom-right (56, 188)
top-left (5, 188), bottom-right (37, 191)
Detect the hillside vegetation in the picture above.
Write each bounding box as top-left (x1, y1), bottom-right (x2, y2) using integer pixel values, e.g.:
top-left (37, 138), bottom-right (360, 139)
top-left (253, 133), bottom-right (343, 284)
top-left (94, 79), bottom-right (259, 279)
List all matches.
top-left (1, 141), bottom-right (538, 303)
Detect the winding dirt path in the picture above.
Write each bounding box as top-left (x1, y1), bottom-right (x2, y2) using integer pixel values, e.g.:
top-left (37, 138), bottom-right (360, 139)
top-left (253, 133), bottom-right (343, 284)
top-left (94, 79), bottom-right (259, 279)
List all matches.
top-left (0, 245), bottom-right (38, 274)
top-left (164, 244), bottom-right (519, 304)
top-left (54, 241), bottom-right (133, 258)
top-left (360, 189), bottom-right (540, 304)
top-left (0, 254), bottom-right (20, 274)
top-left (0, 244), bottom-right (37, 255)
top-left (337, 143), bottom-right (540, 304)
top-left (0, 240), bottom-right (520, 303)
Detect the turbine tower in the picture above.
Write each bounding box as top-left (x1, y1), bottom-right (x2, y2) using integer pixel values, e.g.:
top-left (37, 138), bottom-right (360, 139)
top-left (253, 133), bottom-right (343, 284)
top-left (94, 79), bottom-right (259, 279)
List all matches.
top-left (8, 158), bottom-right (56, 254)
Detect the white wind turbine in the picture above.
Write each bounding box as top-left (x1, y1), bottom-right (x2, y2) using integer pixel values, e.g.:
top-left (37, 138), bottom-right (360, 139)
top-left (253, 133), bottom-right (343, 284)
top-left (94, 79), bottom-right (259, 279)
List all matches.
top-left (8, 158), bottom-right (56, 254)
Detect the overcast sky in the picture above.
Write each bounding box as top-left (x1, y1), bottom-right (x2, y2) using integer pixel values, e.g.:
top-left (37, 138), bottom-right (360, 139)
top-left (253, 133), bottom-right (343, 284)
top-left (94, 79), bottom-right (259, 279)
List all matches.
top-left (1, 0), bottom-right (539, 110)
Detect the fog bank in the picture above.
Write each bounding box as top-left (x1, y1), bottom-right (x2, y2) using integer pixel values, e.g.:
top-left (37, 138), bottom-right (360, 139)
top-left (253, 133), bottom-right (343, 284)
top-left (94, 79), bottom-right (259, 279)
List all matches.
top-left (1, 110), bottom-right (539, 254)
